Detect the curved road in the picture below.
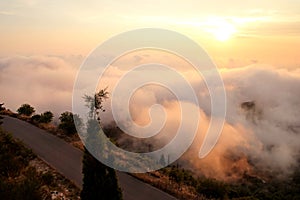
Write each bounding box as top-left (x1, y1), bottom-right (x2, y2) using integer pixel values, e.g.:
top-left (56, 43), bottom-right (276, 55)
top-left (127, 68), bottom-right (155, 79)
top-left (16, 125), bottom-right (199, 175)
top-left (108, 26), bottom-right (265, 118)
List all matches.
top-left (1, 115), bottom-right (176, 200)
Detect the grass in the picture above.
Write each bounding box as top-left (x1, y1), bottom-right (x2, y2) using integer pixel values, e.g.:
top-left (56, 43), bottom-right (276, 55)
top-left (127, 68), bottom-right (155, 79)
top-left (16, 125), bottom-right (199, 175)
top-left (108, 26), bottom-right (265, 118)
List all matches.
top-left (0, 127), bottom-right (81, 199)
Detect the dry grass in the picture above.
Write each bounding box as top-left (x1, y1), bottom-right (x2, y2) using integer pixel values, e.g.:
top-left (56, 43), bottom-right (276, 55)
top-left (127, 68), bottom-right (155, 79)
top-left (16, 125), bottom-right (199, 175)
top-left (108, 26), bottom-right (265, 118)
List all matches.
top-left (131, 172), bottom-right (207, 200)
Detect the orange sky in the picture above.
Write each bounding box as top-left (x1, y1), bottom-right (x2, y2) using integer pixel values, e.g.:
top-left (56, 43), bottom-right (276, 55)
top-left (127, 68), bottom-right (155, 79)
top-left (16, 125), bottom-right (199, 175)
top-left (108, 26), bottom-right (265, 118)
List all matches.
top-left (0, 0), bottom-right (300, 69)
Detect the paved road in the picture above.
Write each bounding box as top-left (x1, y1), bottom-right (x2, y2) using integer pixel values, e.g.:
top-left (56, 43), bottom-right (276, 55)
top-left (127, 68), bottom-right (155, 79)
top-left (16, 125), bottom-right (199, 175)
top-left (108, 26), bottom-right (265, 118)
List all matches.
top-left (1, 115), bottom-right (176, 200)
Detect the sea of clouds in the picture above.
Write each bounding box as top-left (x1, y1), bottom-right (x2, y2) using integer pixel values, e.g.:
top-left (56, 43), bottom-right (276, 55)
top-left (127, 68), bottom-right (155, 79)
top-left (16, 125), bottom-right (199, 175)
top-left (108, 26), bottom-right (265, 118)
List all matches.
top-left (1, 54), bottom-right (299, 179)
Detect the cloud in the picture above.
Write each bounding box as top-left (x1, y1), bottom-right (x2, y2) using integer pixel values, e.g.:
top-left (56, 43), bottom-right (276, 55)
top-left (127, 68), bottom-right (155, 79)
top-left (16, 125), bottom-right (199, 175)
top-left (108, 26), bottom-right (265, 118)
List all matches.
top-left (220, 66), bottom-right (300, 172)
top-left (0, 11), bottom-right (15, 16)
top-left (239, 21), bottom-right (300, 36)
top-left (0, 55), bottom-right (79, 119)
top-left (1, 54), bottom-right (300, 180)
top-left (98, 63), bottom-right (300, 179)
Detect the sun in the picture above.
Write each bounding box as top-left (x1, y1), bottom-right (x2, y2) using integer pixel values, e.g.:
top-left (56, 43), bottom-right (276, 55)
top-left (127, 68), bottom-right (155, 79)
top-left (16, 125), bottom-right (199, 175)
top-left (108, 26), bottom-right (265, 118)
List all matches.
top-left (205, 18), bottom-right (237, 41)
top-left (212, 24), bottom-right (236, 41)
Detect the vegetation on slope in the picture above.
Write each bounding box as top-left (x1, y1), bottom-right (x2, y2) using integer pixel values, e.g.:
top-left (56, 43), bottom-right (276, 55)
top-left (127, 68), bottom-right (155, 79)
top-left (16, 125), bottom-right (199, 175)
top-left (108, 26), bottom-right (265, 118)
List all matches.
top-left (0, 128), bottom-right (80, 199)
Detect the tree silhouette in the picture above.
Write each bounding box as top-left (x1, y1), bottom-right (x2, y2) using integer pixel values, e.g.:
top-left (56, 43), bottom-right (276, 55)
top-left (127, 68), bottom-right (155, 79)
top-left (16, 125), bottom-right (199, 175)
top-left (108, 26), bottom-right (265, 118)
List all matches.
top-left (39, 111), bottom-right (53, 123)
top-left (159, 154), bottom-right (166, 166)
top-left (0, 103), bottom-right (4, 125)
top-left (81, 88), bottom-right (122, 200)
top-left (17, 104), bottom-right (35, 116)
top-left (58, 111), bottom-right (82, 136)
top-left (32, 111), bottom-right (54, 124)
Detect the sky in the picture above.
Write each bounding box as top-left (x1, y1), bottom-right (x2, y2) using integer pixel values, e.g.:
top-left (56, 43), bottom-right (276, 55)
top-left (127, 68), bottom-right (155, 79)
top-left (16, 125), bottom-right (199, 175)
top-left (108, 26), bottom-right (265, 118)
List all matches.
top-left (0, 0), bottom-right (300, 68)
top-left (1, 0), bottom-right (300, 177)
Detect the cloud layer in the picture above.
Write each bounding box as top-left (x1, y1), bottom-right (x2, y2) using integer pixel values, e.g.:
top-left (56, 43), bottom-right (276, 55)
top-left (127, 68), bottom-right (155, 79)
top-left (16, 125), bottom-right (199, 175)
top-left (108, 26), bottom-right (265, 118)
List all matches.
top-left (98, 61), bottom-right (300, 179)
top-left (0, 55), bottom-right (79, 119)
top-left (1, 54), bottom-right (300, 179)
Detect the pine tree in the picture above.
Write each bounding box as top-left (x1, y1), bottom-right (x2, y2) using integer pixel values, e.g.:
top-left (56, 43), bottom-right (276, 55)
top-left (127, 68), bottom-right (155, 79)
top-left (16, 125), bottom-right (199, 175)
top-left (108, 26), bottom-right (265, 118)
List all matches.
top-left (81, 89), bottom-right (122, 200)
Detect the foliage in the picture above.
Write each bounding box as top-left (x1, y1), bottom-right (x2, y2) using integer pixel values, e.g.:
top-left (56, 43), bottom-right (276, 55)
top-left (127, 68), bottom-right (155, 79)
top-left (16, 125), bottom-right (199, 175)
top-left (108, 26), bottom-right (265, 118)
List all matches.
top-left (0, 103), bottom-right (4, 111)
top-left (58, 111), bottom-right (82, 135)
top-left (0, 167), bottom-right (42, 200)
top-left (162, 163), bottom-right (300, 200)
top-left (0, 109), bottom-right (81, 199)
top-left (84, 87), bottom-right (109, 119)
top-left (31, 111), bottom-right (54, 123)
top-left (81, 148), bottom-right (122, 200)
top-left (81, 88), bottom-right (122, 200)
top-left (166, 165), bottom-right (197, 187)
top-left (39, 111), bottom-right (54, 123)
top-left (0, 130), bottom-right (35, 178)
top-left (31, 114), bottom-right (41, 122)
top-left (17, 103), bottom-right (35, 116)
top-left (196, 178), bottom-right (228, 199)
top-left (159, 154), bottom-right (166, 166)
top-left (0, 128), bottom-right (42, 200)
top-left (83, 95), bottom-right (95, 119)
top-left (41, 171), bottom-right (54, 186)
top-left (0, 103), bottom-right (4, 125)
top-left (13, 167), bottom-right (42, 200)
top-left (169, 166), bottom-right (184, 184)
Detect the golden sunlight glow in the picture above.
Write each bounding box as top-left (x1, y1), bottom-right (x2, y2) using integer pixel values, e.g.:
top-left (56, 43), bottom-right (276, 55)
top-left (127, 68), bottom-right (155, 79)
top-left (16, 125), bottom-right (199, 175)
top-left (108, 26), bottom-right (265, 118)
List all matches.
top-left (212, 25), bottom-right (236, 41)
top-left (204, 18), bottom-right (237, 41)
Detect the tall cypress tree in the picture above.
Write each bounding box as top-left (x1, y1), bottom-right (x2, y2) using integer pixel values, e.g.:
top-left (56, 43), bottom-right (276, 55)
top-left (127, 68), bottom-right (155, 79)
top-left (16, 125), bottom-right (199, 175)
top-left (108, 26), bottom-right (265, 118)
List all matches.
top-left (81, 148), bottom-right (122, 200)
top-left (81, 89), bottom-right (122, 200)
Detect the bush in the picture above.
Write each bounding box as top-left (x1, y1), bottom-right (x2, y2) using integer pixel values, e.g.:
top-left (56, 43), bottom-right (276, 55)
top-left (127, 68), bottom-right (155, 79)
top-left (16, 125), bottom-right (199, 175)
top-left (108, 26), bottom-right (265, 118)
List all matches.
top-left (0, 103), bottom-right (4, 125)
top-left (0, 103), bottom-right (5, 111)
top-left (196, 178), bottom-right (228, 199)
top-left (41, 171), bottom-right (54, 186)
top-left (169, 166), bottom-right (184, 184)
top-left (39, 111), bottom-right (53, 123)
top-left (0, 130), bottom-right (35, 178)
top-left (17, 104), bottom-right (35, 116)
top-left (13, 167), bottom-right (42, 200)
top-left (31, 114), bottom-right (41, 123)
top-left (31, 111), bottom-right (54, 124)
top-left (58, 111), bottom-right (82, 136)
top-left (0, 129), bottom-right (42, 200)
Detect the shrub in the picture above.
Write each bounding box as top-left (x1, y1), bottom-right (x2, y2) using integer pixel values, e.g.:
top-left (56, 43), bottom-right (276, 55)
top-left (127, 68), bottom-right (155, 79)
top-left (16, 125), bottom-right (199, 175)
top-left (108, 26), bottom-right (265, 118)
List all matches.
top-left (31, 114), bottom-right (41, 123)
top-left (196, 178), bottom-right (228, 199)
top-left (39, 111), bottom-right (54, 123)
top-left (58, 111), bottom-right (82, 136)
top-left (13, 167), bottom-right (42, 200)
top-left (41, 171), bottom-right (54, 186)
top-left (0, 103), bottom-right (4, 125)
top-left (17, 104), bottom-right (35, 116)
top-left (0, 129), bottom-right (42, 200)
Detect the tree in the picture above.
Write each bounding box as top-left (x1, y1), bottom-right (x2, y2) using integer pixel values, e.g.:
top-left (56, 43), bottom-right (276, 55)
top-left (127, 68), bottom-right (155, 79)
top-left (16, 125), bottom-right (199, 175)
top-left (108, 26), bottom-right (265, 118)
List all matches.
top-left (31, 114), bottom-right (41, 123)
top-left (0, 103), bottom-right (4, 125)
top-left (59, 112), bottom-right (77, 134)
top-left (0, 103), bottom-right (4, 112)
top-left (39, 111), bottom-right (53, 123)
top-left (84, 87), bottom-right (108, 120)
top-left (31, 111), bottom-right (54, 124)
top-left (58, 112), bottom-right (73, 133)
top-left (17, 104), bottom-right (35, 116)
top-left (58, 111), bottom-right (81, 135)
top-left (159, 154), bottom-right (166, 166)
top-left (81, 88), bottom-right (122, 200)
top-left (81, 151), bottom-right (122, 200)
